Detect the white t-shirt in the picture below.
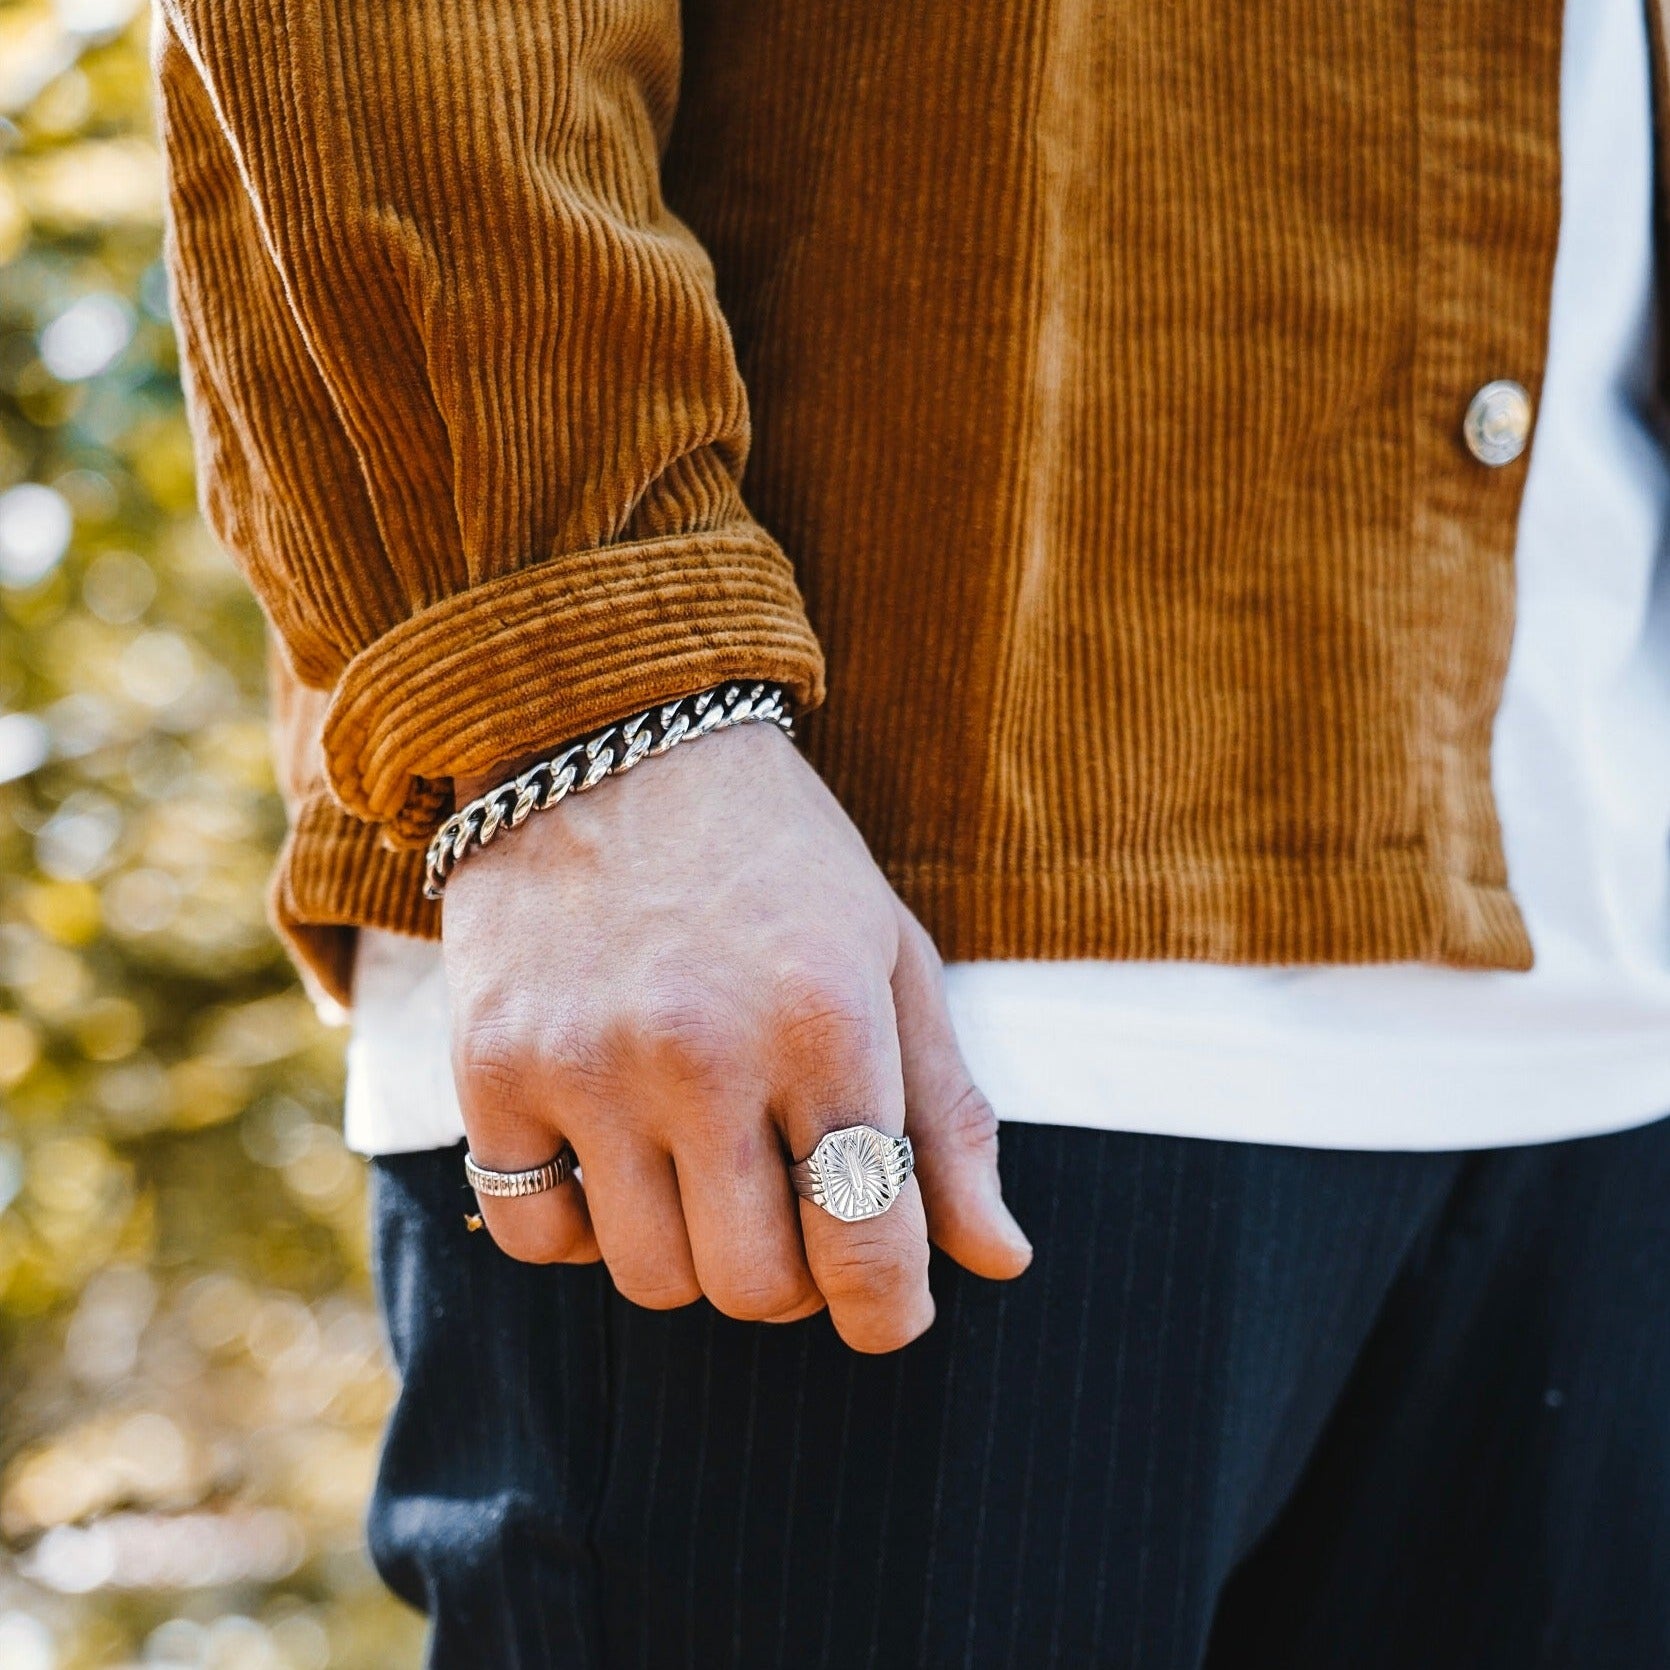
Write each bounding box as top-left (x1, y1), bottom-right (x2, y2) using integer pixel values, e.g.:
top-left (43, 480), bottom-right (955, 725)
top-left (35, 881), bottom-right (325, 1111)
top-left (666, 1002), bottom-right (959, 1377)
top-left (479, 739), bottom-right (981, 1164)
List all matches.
top-left (342, 0), bottom-right (1670, 1157)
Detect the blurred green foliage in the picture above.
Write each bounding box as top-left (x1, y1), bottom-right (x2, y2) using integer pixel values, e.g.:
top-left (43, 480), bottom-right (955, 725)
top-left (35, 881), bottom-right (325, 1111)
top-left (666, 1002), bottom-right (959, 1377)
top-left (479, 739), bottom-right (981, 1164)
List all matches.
top-left (0, 4), bottom-right (423, 1664)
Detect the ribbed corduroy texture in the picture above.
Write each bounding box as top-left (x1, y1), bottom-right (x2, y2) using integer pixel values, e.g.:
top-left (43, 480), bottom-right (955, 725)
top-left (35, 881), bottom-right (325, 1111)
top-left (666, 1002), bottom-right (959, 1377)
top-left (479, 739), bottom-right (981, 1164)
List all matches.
top-left (154, 1), bottom-right (1584, 1004)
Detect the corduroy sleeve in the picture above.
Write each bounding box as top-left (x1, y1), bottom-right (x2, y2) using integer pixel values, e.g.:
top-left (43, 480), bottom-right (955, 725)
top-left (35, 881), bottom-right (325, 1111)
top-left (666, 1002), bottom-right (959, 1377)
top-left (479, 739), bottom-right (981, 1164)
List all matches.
top-left (153, 0), bottom-right (825, 852)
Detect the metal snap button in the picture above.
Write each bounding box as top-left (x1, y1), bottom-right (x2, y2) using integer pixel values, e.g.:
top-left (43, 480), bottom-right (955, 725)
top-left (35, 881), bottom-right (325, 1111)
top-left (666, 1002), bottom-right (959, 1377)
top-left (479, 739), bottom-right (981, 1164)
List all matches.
top-left (1463, 380), bottom-right (1533, 467)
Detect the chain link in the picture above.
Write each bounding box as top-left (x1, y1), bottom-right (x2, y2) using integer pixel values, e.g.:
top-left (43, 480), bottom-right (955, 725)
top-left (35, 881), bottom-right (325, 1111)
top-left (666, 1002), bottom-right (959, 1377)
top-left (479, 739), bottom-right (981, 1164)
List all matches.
top-left (423, 680), bottom-right (795, 899)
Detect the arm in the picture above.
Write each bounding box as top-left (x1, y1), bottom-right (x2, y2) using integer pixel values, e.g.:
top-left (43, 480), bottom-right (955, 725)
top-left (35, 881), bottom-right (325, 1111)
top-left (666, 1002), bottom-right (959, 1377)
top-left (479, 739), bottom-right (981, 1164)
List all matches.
top-left (154, 0), bottom-right (821, 829)
top-left (157, 0), bottom-right (1029, 1351)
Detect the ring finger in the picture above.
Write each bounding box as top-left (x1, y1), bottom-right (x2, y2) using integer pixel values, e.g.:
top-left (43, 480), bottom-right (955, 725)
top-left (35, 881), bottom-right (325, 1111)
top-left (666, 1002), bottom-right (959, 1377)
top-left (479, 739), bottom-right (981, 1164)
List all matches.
top-left (777, 1002), bottom-right (933, 1353)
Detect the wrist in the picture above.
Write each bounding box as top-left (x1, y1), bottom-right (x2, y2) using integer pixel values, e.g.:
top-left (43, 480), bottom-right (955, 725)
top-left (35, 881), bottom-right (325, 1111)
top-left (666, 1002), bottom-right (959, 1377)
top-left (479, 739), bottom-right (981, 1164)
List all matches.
top-left (427, 679), bottom-right (796, 900)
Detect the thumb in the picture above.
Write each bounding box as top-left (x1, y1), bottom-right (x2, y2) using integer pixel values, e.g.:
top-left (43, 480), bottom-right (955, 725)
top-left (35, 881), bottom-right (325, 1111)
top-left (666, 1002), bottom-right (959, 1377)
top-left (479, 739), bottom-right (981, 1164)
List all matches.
top-left (890, 906), bottom-right (1033, 1280)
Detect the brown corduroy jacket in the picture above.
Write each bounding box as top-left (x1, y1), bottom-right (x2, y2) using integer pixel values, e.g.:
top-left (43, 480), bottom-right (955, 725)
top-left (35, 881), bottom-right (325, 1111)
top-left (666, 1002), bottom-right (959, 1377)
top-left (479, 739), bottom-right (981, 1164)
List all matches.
top-left (153, 0), bottom-right (1668, 1006)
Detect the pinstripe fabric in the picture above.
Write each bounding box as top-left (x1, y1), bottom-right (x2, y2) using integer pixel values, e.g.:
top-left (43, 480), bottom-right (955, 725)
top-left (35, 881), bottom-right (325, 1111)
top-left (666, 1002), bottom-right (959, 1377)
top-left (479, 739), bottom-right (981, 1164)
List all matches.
top-left (369, 1117), bottom-right (1670, 1669)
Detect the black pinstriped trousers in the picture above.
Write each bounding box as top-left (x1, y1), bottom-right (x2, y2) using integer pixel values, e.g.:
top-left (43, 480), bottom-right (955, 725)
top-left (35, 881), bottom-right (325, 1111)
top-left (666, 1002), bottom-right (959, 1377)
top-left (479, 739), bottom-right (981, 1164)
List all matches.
top-left (367, 1116), bottom-right (1670, 1670)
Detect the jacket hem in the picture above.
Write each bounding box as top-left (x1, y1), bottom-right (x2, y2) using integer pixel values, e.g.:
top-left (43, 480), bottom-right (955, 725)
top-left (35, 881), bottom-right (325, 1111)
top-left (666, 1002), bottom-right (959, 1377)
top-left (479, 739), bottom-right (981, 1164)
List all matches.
top-left (272, 802), bottom-right (1534, 1007)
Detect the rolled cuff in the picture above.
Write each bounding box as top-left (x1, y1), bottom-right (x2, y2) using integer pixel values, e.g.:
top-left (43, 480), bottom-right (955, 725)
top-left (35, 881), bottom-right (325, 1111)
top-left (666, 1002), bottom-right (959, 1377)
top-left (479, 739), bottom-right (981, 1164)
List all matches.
top-left (320, 528), bottom-right (826, 841)
top-left (269, 793), bottom-right (435, 1008)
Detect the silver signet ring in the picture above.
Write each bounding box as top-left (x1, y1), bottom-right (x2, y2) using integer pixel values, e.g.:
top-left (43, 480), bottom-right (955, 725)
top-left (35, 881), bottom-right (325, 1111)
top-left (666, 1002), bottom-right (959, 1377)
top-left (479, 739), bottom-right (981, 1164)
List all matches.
top-left (788, 1125), bottom-right (914, 1221)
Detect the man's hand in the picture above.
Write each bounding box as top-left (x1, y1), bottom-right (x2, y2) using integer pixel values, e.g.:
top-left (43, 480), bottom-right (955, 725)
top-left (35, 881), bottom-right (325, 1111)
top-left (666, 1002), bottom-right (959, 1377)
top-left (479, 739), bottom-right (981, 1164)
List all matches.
top-left (442, 722), bottom-right (1032, 1353)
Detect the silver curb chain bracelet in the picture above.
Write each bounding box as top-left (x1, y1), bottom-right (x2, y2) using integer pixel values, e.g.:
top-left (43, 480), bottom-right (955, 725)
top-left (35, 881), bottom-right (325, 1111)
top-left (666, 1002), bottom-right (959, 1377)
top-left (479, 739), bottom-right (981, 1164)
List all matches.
top-left (422, 679), bottom-right (796, 899)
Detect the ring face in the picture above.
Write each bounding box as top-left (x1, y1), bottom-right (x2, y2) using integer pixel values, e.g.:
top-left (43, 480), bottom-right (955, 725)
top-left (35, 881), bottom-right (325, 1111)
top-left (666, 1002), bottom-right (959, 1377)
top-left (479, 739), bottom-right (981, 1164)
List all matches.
top-left (791, 1126), bottom-right (914, 1221)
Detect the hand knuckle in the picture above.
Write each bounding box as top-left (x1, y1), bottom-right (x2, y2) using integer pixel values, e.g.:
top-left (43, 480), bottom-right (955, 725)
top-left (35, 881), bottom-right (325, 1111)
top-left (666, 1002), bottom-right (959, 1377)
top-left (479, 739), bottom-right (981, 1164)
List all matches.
top-left (456, 1009), bottom-right (619, 1126)
top-left (838, 1296), bottom-right (933, 1354)
top-left (631, 986), bottom-right (746, 1092)
top-left (708, 1267), bottom-right (815, 1322)
top-left (453, 1021), bottom-right (536, 1111)
top-left (817, 1229), bottom-right (927, 1301)
top-left (773, 965), bottom-right (875, 1062)
top-left (846, 1317), bottom-right (925, 1355)
top-left (612, 1267), bottom-right (702, 1311)
top-left (940, 1083), bottom-right (1000, 1156)
top-left (538, 1018), bottom-right (618, 1097)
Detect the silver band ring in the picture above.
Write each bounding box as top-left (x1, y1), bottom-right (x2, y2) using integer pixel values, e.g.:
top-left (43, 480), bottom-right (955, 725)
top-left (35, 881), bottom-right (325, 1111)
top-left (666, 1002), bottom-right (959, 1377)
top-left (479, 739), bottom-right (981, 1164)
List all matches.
top-left (465, 1145), bottom-right (577, 1199)
top-left (789, 1125), bottom-right (914, 1221)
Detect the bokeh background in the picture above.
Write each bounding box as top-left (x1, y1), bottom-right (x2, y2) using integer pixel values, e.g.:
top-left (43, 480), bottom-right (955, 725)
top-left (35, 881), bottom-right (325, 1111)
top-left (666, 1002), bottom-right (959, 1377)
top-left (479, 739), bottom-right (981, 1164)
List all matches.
top-left (0, 4), bottom-right (425, 1665)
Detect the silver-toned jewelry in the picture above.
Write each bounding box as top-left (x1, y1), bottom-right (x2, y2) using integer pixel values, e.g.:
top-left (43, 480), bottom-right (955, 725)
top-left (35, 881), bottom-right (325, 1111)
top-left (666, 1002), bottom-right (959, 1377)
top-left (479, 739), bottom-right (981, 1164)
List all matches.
top-left (464, 1144), bottom-right (578, 1199)
top-left (424, 680), bottom-right (795, 900)
top-left (789, 1125), bottom-right (915, 1222)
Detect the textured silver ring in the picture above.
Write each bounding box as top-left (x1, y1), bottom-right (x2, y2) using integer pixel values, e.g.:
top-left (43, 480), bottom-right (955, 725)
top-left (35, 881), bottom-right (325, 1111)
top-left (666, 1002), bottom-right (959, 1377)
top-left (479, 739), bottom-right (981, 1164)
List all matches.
top-left (465, 1145), bottom-right (577, 1199)
top-left (789, 1125), bottom-right (915, 1221)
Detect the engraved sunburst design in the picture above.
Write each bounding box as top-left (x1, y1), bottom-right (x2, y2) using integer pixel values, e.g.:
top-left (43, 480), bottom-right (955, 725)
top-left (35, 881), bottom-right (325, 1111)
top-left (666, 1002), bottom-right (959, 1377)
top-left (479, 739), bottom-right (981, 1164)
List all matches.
top-left (812, 1127), bottom-right (900, 1221)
